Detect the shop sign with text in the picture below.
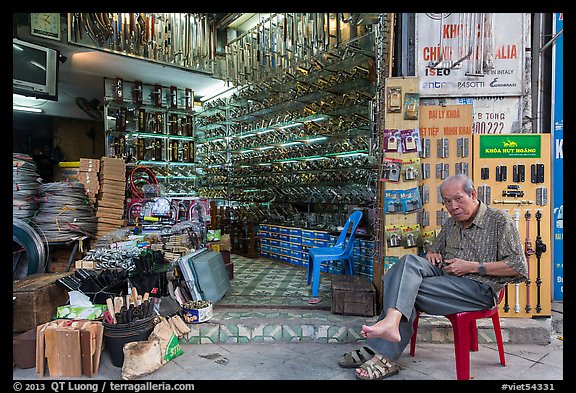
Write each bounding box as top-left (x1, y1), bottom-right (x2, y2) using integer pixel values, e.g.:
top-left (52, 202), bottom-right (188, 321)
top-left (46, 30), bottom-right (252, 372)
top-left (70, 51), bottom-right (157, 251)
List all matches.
top-left (416, 13), bottom-right (526, 97)
top-left (479, 135), bottom-right (541, 158)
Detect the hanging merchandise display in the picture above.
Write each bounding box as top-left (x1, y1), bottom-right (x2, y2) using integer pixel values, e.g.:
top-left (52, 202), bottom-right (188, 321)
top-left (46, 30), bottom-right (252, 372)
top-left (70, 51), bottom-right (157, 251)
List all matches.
top-left (473, 134), bottom-right (551, 317)
top-left (375, 76), bottom-right (422, 298)
top-left (103, 77), bottom-right (197, 198)
top-left (418, 104), bottom-right (473, 233)
top-left (68, 13), bottom-right (217, 74)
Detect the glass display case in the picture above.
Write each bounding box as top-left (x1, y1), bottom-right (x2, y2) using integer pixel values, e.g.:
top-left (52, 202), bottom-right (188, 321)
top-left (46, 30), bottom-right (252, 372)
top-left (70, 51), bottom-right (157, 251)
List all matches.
top-left (103, 77), bottom-right (198, 197)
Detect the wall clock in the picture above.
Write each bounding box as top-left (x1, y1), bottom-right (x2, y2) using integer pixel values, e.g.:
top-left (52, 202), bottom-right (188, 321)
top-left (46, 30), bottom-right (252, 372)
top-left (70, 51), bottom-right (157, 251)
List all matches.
top-left (30, 13), bottom-right (61, 41)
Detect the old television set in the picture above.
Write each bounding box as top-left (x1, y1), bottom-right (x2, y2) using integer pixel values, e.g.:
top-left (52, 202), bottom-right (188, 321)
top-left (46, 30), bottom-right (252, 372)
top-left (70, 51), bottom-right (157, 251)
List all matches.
top-left (13, 38), bottom-right (59, 101)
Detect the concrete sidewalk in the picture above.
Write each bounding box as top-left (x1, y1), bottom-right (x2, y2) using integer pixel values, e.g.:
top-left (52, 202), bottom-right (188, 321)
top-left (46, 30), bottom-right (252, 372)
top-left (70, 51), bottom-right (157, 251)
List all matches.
top-left (13, 334), bottom-right (564, 381)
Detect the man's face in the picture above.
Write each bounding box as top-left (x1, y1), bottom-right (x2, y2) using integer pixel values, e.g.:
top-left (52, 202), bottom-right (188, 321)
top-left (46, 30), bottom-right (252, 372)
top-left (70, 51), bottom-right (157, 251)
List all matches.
top-left (441, 181), bottom-right (478, 222)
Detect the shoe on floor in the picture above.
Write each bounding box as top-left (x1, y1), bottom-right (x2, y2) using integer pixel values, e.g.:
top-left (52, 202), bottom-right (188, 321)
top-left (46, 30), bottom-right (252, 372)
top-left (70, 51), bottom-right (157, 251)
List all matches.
top-left (338, 346), bottom-right (375, 368)
top-left (355, 354), bottom-right (400, 380)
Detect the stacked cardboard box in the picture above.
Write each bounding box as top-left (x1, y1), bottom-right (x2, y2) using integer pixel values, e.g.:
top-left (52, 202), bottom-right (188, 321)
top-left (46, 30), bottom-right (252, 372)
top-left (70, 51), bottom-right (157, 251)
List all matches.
top-left (78, 158), bottom-right (100, 205)
top-left (95, 157), bottom-right (126, 238)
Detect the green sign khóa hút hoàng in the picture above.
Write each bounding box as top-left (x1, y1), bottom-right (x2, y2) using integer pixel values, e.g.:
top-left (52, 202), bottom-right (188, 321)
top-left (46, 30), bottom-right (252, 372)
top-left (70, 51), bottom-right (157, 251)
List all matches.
top-left (479, 135), bottom-right (541, 158)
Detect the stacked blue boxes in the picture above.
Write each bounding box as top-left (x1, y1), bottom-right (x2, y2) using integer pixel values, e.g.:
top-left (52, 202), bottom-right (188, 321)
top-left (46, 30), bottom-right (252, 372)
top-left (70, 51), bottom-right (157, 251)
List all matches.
top-left (258, 224), bottom-right (373, 278)
top-left (301, 229), bottom-right (332, 273)
top-left (354, 239), bottom-right (375, 280)
top-left (258, 224), bottom-right (305, 266)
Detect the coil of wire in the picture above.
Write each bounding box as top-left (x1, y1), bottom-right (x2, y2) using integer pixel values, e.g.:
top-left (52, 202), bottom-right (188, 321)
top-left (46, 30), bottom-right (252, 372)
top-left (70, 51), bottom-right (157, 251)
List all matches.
top-left (32, 181), bottom-right (98, 243)
top-left (13, 153), bottom-right (42, 221)
top-left (13, 217), bottom-right (47, 278)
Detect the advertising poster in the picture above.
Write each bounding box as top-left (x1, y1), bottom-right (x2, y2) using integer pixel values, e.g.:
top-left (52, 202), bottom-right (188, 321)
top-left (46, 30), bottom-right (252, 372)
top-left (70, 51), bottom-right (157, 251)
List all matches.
top-left (423, 96), bottom-right (523, 134)
top-left (551, 13), bottom-right (563, 301)
top-left (416, 13), bottom-right (525, 97)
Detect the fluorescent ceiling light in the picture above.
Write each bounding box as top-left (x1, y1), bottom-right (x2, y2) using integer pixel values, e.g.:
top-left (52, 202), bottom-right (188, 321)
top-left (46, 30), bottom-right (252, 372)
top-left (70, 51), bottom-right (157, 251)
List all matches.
top-left (280, 141), bottom-right (302, 147)
top-left (303, 137), bottom-right (328, 143)
top-left (13, 105), bottom-right (43, 113)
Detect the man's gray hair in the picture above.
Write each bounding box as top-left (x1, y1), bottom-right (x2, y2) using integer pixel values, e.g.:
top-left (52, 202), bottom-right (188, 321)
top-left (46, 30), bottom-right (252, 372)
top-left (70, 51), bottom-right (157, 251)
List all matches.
top-left (440, 174), bottom-right (475, 196)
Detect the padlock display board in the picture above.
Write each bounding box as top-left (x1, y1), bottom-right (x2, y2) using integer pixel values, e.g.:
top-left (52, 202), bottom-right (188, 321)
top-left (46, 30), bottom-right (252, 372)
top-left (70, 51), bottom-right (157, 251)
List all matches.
top-left (473, 134), bottom-right (551, 317)
top-left (377, 76), bottom-right (421, 293)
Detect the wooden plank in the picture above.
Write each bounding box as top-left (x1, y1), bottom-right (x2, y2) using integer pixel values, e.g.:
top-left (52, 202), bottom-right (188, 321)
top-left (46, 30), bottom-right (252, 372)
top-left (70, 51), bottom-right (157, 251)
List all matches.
top-left (35, 324), bottom-right (47, 377)
top-left (80, 322), bottom-right (100, 377)
top-left (80, 327), bottom-right (93, 377)
top-left (45, 327), bottom-right (82, 377)
top-left (93, 324), bottom-right (104, 374)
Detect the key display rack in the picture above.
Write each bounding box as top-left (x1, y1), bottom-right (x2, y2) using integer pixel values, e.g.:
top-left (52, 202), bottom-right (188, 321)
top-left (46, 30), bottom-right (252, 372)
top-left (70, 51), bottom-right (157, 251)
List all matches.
top-left (103, 77), bottom-right (197, 197)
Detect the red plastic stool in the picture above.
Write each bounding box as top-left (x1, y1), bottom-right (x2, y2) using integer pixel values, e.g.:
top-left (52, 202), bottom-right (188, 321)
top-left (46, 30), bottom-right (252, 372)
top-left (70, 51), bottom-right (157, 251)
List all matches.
top-left (409, 290), bottom-right (506, 380)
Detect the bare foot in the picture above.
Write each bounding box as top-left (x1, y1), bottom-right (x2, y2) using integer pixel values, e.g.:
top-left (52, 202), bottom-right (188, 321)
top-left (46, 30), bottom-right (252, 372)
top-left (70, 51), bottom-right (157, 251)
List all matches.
top-left (361, 320), bottom-right (401, 342)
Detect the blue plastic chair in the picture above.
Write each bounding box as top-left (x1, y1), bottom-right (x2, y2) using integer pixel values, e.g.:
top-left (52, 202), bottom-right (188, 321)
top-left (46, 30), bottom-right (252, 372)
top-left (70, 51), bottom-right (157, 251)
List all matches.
top-left (307, 210), bottom-right (363, 303)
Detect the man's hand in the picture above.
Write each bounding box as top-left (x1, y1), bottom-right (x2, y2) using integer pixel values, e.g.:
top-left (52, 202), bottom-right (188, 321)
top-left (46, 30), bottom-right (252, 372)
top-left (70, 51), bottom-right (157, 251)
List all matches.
top-left (426, 252), bottom-right (444, 267)
top-left (442, 258), bottom-right (475, 276)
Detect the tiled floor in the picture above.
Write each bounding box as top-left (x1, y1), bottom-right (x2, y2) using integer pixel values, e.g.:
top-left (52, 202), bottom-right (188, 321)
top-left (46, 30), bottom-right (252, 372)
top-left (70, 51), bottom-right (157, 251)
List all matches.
top-left (219, 254), bottom-right (334, 309)
top-left (178, 253), bottom-right (377, 345)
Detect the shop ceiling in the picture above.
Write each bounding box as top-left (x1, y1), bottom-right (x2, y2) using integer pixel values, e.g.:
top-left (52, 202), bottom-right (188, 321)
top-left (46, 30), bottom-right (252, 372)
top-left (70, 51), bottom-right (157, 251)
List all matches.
top-left (13, 13), bottom-right (381, 121)
top-left (12, 13), bottom-right (262, 120)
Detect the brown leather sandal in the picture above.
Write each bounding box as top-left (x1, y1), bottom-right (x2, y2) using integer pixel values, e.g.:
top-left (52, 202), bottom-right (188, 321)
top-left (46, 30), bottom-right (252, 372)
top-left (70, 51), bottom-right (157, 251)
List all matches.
top-left (338, 346), bottom-right (375, 368)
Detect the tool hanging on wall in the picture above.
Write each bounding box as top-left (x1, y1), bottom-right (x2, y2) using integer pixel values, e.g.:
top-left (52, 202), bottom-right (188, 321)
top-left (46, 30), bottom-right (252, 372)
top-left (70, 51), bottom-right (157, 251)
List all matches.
top-left (524, 210), bottom-right (535, 313)
top-left (534, 210), bottom-right (546, 313)
top-left (513, 210), bottom-right (521, 313)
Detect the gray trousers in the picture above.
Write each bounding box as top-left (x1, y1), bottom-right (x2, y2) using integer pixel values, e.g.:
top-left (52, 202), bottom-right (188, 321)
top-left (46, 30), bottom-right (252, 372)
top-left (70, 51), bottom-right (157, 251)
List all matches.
top-left (365, 254), bottom-right (495, 361)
